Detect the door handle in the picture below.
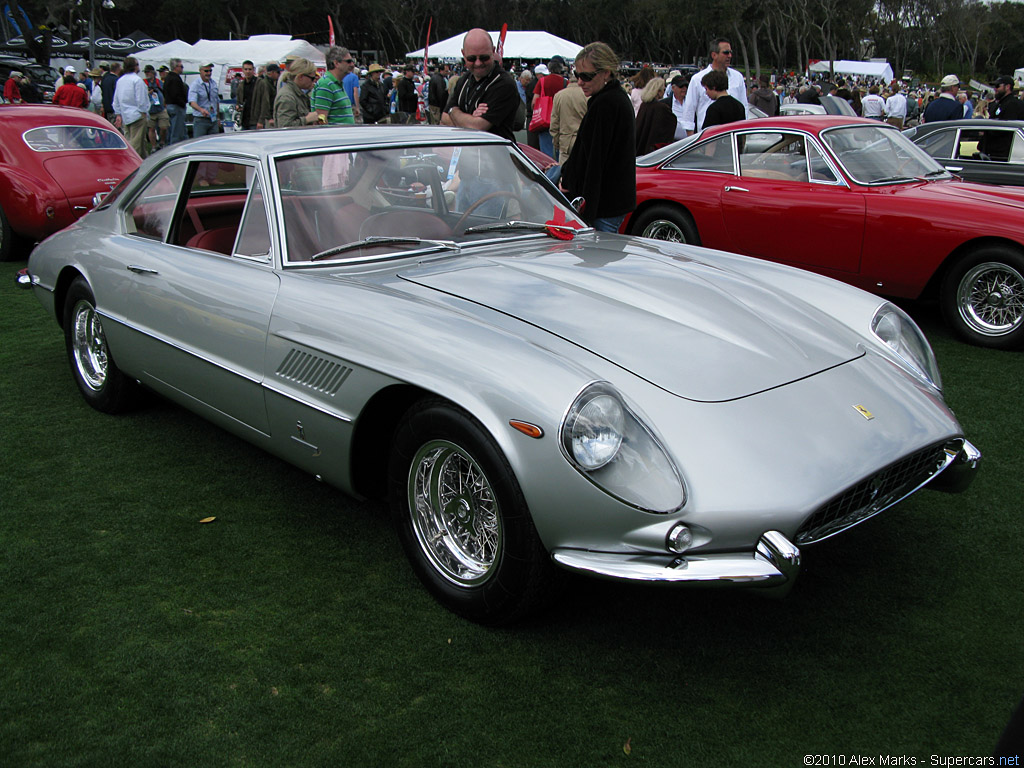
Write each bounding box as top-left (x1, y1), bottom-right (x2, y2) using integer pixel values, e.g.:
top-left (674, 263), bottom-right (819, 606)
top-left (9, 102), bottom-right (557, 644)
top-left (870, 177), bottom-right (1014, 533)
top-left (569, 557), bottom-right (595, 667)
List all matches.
top-left (126, 265), bottom-right (160, 275)
top-left (943, 166), bottom-right (963, 172)
top-left (724, 186), bottom-right (749, 192)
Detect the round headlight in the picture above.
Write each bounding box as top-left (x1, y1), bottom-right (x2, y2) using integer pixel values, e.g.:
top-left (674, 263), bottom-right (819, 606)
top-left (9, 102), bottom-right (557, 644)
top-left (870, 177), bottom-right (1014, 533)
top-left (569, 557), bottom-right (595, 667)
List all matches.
top-left (871, 303), bottom-right (942, 390)
top-left (569, 394), bottom-right (624, 470)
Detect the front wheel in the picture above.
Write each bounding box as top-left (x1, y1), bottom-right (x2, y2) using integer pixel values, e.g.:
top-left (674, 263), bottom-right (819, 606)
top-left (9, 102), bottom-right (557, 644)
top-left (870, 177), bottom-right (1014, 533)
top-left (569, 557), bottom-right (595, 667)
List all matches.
top-left (388, 399), bottom-right (553, 624)
top-left (941, 247), bottom-right (1024, 349)
top-left (63, 277), bottom-right (138, 412)
top-left (630, 204), bottom-right (701, 245)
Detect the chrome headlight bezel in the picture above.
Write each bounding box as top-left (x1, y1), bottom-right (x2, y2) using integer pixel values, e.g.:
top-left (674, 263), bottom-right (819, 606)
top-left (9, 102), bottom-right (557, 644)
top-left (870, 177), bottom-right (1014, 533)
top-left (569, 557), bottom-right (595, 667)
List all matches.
top-left (871, 302), bottom-right (943, 391)
top-left (559, 382), bottom-right (686, 514)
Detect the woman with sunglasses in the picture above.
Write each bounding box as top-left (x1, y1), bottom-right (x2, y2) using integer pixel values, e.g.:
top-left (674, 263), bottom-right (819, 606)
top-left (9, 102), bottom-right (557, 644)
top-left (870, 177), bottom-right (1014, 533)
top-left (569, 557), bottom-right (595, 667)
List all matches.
top-left (559, 42), bottom-right (636, 233)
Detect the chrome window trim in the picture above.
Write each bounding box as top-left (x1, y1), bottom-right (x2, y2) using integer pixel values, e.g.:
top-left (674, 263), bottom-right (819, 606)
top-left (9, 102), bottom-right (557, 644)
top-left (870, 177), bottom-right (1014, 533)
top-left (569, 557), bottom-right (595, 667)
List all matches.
top-left (21, 124), bottom-right (129, 152)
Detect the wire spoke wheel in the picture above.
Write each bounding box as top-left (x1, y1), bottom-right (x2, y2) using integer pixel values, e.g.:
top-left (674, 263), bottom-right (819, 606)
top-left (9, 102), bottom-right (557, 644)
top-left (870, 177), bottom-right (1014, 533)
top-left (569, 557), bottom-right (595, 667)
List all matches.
top-left (71, 300), bottom-right (110, 391)
top-left (957, 261), bottom-right (1024, 337)
top-left (408, 440), bottom-right (502, 587)
top-left (642, 219), bottom-right (687, 242)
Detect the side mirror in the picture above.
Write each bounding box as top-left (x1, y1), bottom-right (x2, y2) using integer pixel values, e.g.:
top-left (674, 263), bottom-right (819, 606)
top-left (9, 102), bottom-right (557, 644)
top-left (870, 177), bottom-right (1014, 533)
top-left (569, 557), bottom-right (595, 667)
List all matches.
top-left (92, 191), bottom-right (108, 208)
top-left (570, 196), bottom-right (585, 214)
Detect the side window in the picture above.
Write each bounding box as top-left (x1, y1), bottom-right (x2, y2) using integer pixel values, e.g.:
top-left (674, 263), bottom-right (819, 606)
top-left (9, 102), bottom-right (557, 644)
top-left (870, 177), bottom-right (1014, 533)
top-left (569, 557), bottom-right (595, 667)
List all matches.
top-left (969, 129), bottom-right (1014, 163)
top-left (235, 175), bottom-right (272, 258)
top-left (808, 142), bottom-right (839, 183)
top-left (916, 129), bottom-right (955, 159)
top-left (1011, 133), bottom-right (1024, 164)
top-left (739, 132), bottom-right (809, 181)
top-left (665, 135), bottom-right (734, 173)
top-left (125, 163), bottom-right (186, 240)
top-left (175, 161), bottom-right (251, 254)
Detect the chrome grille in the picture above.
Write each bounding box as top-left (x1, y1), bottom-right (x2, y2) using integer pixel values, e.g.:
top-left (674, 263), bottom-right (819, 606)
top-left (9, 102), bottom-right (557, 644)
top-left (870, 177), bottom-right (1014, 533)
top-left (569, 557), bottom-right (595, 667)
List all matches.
top-left (275, 349), bottom-right (352, 396)
top-left (796, 440), bottom-right (960, 544)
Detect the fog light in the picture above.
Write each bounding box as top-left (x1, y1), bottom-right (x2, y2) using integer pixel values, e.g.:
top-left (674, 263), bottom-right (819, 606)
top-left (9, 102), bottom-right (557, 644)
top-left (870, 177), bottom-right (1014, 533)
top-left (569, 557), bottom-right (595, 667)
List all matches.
top-left (667, 524), bottom-right (693, 554)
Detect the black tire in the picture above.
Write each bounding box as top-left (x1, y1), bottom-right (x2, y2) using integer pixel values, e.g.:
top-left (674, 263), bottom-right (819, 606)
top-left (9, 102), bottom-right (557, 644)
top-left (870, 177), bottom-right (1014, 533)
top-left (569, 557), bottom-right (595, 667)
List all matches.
top-left (388, 399), bottom-right (553, 624)
top-left (630, 204), bottom-right (701, 245)
top-left (940, 246), bottom-right (1024, 350)
top-left (63, 277), bottom-right (138, 413)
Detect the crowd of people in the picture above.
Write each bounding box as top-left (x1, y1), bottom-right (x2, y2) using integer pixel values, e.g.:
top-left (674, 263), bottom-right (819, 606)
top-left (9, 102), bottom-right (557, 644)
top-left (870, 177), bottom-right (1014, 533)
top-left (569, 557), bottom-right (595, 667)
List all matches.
top-left (4, 29), bottom-right (1022, 228)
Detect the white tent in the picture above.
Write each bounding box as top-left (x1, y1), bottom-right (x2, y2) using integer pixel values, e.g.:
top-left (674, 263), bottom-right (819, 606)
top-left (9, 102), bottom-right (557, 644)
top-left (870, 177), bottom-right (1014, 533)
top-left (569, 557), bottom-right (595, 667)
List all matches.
top-left (407, 30), bottom-right (581, 62)
top-left (809, 59), bottom-right (894, 82)
top-left (1014, 67), bottom-right (1024, 86)
top-left (137, 35), bottom-right (325, 97)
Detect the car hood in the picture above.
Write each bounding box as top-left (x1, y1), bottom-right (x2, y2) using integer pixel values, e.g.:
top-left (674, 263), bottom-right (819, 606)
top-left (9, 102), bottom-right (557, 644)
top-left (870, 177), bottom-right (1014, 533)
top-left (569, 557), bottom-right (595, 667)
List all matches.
top-left (398, 240), bottom-right (863, 402)
top-left (904, 179), bottom-right (1024, 211)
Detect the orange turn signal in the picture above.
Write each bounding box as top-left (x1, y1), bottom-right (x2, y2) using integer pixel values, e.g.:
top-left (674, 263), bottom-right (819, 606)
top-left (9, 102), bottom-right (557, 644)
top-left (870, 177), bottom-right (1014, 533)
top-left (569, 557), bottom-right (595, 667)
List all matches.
top-left (509, 420), bottom-right (544, 439)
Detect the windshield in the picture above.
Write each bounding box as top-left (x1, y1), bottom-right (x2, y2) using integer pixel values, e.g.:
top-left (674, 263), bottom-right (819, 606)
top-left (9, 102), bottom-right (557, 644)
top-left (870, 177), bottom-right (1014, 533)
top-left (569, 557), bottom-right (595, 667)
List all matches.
top-left (275, 143), bottom-right (585, 264)
top-left (821, 124), bottom-right (948, 184)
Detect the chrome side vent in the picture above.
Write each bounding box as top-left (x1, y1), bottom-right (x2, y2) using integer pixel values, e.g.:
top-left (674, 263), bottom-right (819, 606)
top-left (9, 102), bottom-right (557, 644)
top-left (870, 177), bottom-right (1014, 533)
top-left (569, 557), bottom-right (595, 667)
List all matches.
top-left (276, 349), bottom-right (352, 396)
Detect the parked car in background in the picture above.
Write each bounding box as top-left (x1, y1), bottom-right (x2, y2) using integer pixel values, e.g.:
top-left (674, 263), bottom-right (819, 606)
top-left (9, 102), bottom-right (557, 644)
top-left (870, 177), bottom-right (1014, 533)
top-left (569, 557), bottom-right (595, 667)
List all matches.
top-left (780, 95), bottom-right (858, 117)
top-left (0, 55), bottom-right (57, 102)
top-left (904, 119), bottom-right (1024, 186)
top-left (19, 125), bottom-right (979, 623)
top-left (0, 105), bottom-right (142, 261)
top-left (628, 115), bottom-right (1024, 349)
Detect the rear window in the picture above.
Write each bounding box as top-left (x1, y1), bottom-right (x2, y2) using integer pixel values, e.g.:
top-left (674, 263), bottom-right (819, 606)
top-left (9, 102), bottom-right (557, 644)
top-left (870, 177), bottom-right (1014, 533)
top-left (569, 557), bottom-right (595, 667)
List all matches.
top-left (23, 125), bottom-right (128, 152)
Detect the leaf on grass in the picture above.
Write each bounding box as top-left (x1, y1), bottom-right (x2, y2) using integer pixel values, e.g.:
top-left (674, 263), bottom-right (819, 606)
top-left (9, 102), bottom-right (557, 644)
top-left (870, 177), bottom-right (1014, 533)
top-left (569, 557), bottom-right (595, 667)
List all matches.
top-left (270, 687), bottom-right (279, 696)
top-left (199, 517), bottom-right (216, 524)
top-left (623, 737), bottom-right (632, 756)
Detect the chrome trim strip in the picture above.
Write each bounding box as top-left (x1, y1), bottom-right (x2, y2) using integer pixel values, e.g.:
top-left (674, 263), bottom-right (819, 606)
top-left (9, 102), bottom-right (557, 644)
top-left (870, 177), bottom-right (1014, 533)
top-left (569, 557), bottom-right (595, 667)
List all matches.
top-left (261, 381), bottom-right (354, 423)
top-left (551, 531), bottom-right (799, 588)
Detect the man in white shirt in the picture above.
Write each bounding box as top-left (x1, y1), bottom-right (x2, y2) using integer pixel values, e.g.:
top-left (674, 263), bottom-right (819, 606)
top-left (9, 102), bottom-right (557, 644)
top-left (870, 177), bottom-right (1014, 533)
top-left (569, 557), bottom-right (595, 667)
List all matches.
top-left (666, 75), bottom-right (689, 140)
top-left (112, 56), bottom-right (151, 157)
top-left (861, 85), bottom-right (886, 119)
top-left (885, 84), bottom-right (908, 128)
top-left (681, 38), bottom-right (749, 136)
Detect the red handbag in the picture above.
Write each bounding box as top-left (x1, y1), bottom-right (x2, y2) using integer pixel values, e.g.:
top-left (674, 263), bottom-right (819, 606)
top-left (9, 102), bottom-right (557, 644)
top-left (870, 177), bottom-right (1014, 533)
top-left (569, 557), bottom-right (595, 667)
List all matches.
top-left (528, 79), bottom-right (553, 132)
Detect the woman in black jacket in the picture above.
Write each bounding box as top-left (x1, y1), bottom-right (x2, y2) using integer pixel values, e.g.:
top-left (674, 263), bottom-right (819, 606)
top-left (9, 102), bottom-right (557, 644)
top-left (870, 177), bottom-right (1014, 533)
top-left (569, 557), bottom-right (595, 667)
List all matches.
top-left (559, 42), bottom-right (635, 232)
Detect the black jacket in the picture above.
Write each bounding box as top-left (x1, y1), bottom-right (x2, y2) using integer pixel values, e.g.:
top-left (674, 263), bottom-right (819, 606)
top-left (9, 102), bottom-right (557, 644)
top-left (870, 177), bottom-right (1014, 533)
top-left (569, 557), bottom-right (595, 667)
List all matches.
top-left (561, 79), bottom-right (636, 222)
top-left (360, 77), bottom-right (389, 123)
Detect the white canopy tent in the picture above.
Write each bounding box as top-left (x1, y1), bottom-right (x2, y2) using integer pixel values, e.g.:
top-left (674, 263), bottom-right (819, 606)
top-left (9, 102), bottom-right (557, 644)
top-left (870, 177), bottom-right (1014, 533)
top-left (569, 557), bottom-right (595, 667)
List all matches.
top-left (137, 35), bottom-right (325, 97)
top-left (809, 59), bottom-right (894, 82)
top-left (1014, 67), bottom-right (1024, 86)
top-left (407, 30), bottom-right (582, 62)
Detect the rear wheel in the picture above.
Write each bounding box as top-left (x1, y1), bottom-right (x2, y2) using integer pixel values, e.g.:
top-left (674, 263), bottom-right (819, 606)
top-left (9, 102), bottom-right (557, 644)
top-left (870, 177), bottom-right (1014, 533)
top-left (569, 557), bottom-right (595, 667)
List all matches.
top-left (388, 399), bottom-right (553, 624)
top-left (941, 247), bottom-right (1024, 349)
top-left (631, 204), bottom-right (700, 245)
top-left (63, 277), bottom-right (138, 413)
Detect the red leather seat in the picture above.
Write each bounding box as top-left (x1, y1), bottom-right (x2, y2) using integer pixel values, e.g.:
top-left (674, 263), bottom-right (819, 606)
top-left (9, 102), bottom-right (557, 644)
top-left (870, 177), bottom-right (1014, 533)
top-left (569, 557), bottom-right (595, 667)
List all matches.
top-left (186, 226), bottom-right (238, 255)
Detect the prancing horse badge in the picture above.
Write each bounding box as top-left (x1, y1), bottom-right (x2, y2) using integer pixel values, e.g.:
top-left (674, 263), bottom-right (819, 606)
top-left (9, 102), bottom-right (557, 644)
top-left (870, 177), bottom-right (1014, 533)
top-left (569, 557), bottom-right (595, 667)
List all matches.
top-left (853, 405), bottom-right (875, 420)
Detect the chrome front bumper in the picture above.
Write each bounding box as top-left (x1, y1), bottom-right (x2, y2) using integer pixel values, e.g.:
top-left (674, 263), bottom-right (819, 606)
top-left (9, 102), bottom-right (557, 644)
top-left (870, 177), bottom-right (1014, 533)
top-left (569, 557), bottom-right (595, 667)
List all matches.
top-left (552, 530), bottom-right (801, 591)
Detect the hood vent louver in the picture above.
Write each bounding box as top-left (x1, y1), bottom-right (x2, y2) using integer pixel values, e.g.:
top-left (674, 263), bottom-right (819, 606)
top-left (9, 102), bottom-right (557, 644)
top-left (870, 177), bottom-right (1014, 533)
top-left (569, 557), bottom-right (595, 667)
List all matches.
top-left (276, 348), bottom-right (352, 396)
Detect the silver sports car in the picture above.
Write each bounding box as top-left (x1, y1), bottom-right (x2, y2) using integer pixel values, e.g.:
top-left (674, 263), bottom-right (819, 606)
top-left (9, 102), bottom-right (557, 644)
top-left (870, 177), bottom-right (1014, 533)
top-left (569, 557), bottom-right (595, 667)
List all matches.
top-left (19, 126), bottom-right (980, 623)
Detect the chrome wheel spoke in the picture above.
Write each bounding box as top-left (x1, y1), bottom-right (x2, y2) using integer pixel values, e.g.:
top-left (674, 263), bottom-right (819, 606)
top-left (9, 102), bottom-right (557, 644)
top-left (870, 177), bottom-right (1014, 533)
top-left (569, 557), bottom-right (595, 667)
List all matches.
top-left (959, 262), bottom-right (1024, 335)
top-left (72, 301), bottom-right (109, 390)
top-left (408, 440), bottom-right (502, 586)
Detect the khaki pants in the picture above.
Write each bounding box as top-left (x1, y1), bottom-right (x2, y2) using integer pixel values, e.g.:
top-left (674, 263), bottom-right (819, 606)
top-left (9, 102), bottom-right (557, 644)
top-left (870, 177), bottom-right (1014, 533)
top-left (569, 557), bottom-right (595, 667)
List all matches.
top-left (428, 105), bottom-right (442, 125)
top-left (886, 116), bottom-right (904, 129)
top-left (124, 116), bottom-right (148, 157)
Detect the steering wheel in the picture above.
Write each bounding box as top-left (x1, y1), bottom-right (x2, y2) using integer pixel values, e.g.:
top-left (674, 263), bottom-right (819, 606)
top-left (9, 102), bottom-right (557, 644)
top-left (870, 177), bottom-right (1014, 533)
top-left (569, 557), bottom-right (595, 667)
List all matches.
top-left (454, 190), bottom-right (524, 232)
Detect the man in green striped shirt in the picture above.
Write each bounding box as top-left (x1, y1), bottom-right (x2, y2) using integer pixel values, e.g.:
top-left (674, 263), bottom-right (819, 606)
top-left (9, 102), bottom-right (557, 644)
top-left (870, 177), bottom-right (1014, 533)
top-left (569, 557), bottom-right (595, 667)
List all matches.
top-left (312, 46), bottom-right (356, 124)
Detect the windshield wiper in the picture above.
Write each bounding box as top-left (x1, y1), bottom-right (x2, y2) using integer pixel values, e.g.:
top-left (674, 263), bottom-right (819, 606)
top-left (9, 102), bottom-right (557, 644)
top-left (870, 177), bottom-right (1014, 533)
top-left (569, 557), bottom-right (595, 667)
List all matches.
top-left (310, 236), bottom-right (460, 262)
top-left (923, 169), bottom-right (949, 178)
top-left (871, 175), bottom-right (918, 184)
top-left (463, 220), bottom-right (582, 237)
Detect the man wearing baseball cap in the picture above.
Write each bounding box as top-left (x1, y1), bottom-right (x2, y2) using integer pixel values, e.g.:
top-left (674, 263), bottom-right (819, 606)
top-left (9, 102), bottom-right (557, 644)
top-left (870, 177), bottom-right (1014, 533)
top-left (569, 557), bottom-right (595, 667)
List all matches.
top-left (922, 74), bottom-right (964, 123)
top-left (991, 76), bottom-right (1024, 121)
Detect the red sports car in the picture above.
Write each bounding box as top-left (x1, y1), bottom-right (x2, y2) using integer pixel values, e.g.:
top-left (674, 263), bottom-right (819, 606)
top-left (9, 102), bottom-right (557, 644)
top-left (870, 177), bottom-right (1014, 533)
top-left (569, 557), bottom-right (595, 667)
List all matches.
top-left (624, 115), bottom-right (1024, 349)
top-left (0, 104), bottom-right (141, 261)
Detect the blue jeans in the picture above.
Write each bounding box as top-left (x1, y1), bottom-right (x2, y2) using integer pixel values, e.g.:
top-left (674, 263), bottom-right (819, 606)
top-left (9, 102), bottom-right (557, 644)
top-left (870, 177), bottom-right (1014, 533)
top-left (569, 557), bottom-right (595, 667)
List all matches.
top-left (166, 104), bottom-right (186, 144)
top-left (538, 130), bottom-right (555, 159)
top-left (192, 116), bottom-right (219, 138)
top-left (456, 174), bottom-right (508, 219)
top-left (593, 215), bottom-right (626, 233)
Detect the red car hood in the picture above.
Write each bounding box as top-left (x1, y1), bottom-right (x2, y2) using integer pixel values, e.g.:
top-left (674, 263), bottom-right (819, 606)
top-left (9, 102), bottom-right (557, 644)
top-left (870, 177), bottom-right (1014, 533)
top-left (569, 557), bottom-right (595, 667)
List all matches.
top-left (42, 153), bottom-right (135, 211)
top-left (898, 179), bottom-right (1024, 211)
top-left (400, 242), bottom-right (863, 402)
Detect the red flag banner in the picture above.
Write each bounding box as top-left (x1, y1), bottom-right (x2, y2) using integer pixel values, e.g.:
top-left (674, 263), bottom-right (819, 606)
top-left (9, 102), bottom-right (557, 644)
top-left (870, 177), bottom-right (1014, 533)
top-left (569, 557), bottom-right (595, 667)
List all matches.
top-left (423, 17), bottom-right (432, 78)
top-left (328, 16), bottom-right (336, 47)
top-left (497, 23), bottom-right (507, 60)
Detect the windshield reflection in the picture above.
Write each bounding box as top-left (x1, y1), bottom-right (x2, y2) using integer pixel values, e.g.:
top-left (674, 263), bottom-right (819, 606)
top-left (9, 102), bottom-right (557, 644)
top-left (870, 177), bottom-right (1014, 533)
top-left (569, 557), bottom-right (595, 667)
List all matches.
top-left (821, 125), bottom-right (948, 185)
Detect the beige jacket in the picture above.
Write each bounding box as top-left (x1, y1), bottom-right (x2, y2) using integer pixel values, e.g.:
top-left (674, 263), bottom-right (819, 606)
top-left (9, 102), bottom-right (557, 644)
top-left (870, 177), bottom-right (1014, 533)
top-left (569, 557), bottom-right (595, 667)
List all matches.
top-left (550, 82), bottom-right (588, 165)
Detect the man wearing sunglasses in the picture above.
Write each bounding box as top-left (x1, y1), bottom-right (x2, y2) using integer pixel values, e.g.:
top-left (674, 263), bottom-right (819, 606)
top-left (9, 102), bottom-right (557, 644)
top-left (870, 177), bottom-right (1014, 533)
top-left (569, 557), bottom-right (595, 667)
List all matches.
top-left (681, 37), bottom-right (749, 136)
top-left (312, 47), bottom-right (356, 124)
top-left (442, 28), bottom-right (519, 142)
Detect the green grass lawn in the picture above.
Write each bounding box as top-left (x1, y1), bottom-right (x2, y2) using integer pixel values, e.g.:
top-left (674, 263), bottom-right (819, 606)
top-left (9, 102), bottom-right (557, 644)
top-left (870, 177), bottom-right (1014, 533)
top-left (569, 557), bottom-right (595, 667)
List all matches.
top-left (2, 256), bottom-right (1022, 767)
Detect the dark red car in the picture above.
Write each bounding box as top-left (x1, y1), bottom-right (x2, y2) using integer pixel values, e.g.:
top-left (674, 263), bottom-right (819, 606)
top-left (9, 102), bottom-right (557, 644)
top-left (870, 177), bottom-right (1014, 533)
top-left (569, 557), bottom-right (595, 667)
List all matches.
top-left (624, 116), bottom-right (1024, 349)
top-left (0, 104), bottom-right (141, 261)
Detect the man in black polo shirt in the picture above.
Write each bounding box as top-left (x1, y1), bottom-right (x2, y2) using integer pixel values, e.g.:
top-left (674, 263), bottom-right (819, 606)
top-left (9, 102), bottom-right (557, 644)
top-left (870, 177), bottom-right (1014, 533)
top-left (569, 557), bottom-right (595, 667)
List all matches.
top-left (992, 75), bottom-right (1024, 121)
top-left (441, 28), bottom-right (518, 142)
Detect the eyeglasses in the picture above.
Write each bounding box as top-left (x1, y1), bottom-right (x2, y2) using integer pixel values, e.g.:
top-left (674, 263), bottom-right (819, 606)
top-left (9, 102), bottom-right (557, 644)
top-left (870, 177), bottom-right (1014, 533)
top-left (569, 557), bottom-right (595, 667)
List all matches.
top-left (464, 54), bottom-right (491, 64)
top-left (576, 70), bottom-right (603, 82)
top-left (343, 58), bottom-right (355, 64)
top-left (718, 50), bottom-right (733, 56)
